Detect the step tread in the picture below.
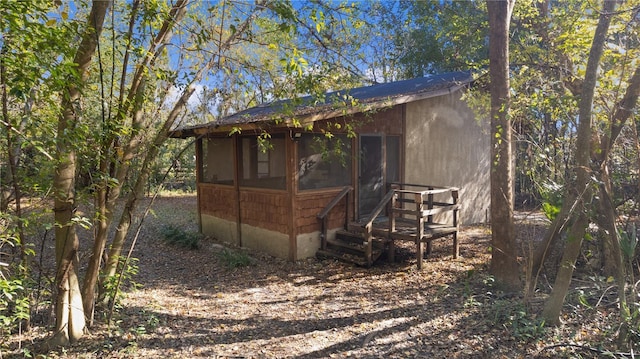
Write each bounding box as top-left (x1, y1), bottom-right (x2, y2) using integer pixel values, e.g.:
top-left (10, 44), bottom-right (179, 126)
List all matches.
top-left (317, 249), bottom-right (383, 267)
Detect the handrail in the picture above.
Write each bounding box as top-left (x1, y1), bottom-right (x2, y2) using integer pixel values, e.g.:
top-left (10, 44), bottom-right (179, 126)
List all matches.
top-left (362, 189), bottom-right (396, 229)
top-left (317, 186), bottom-right (353, 251)
top-left (360, 188), bottom-right (396, 267)
top-left (317, 186), bottom-right (353, 220)
top-left (389, 182), bottom-right (460, 192)
top-left (386, 185), bottom-right (460, 269)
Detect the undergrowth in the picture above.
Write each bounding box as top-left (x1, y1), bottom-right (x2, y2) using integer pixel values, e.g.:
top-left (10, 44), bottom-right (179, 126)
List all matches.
top-left (217, 248), bottom-right (252, 269)
top-left (161, 225), bottom-right (201, 249)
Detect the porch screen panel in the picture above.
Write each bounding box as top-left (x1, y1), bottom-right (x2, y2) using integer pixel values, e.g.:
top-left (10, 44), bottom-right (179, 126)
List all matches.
top-left (239, 135), bottom-right (286, 190)
top-left (201, 137), bottom-right (234, 185)
top-left (298, 133), bottom-right (352, 190)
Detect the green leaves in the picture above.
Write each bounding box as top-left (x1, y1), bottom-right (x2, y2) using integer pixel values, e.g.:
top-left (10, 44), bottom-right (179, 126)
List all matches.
top-left (619, 225), bottom-right (638, 261)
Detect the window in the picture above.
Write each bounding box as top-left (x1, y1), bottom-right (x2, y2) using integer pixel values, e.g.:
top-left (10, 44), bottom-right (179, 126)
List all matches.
top-left (238, 134), bottom-right (286, 189)
top-left (298, 133), bottom-right (352, 190)
top-left (200, 137), bottom-right (234, 185)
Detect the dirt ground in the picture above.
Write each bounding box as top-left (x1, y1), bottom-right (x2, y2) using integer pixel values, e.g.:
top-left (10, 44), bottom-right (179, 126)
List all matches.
top-left (4, 194), bottom-right (633, 358)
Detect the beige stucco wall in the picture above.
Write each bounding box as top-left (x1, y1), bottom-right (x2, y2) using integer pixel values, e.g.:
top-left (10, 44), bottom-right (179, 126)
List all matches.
top-left (201, 213), bottom-right (291, 259)
top-left (296, 228), bottom-right (341, 259)
top-left (201, 213), bottom-right (239, 245)
top-left (240, 224), bottom-right (290, 259)
top-left (404, 94), bottom-right (490, 225)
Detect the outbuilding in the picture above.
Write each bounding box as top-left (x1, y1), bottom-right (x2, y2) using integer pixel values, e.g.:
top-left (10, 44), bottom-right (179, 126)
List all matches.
top-left (170, 71), bottom-right (489, 265)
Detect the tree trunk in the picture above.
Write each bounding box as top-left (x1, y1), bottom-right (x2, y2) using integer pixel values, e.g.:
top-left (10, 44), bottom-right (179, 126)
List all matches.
top-left (591, 65), bottom-right (640, 346)
top-left (82, 0), bottom-right (186, 320)
top-left (541, 209), bottom-right (590, 325)
top-left (542, 0), bottom-right (616, 326)
top-left (50, 0), bottom-right (110, 346)
top-left (487, 0), bottom-right (519, 290)
top-left (596, 168), bottom-right (630, 344)
top-left (599, 66), bottom-right (640, 276)
top-left (102, 4), bottom-right (264, 283)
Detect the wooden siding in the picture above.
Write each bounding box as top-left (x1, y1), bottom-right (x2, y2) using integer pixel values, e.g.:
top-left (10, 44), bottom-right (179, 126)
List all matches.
top-left (354, 106), bottom-right (404, 135)
top-left (239, 189), bottom-right (289, 234)
top-left (295, 190), bottom-right (352, 235)
top-left (305, 106), bottom-right (404, 136)
top-left (199, 184), bottom-right (237, 222)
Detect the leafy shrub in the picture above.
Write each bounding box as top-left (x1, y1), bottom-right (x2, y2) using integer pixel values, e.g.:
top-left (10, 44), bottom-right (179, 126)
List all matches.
top-left (491, 299), bottom-right (546, 341)
top-left (539, 181), bottom-right (563, 220)
top-left (217, 248), bottom-right (251, 269)
top-left (0, 278), bottom-right (30, 336)
top-left (1, 213), bottom-right (32, 339)
top-left (161, 225), bottom-right (201, 249)
top-left (102, 257), bottom-right (140, 312)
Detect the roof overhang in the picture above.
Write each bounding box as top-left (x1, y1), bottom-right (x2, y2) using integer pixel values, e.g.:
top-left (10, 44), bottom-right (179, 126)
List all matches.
top-left (170, 73), bottom-right (473, 139)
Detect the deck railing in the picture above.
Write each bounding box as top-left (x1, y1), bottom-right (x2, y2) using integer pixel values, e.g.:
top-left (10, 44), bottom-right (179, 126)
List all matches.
top-left (316, 183), bottom-right (459, 269)
top-left (389, 183), bottom-right (460, 269)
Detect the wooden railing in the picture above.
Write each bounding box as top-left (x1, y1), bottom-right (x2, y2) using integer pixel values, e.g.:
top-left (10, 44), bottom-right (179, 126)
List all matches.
top-left (387, 183), bottom-right (460, 269)
top-left (360, 189), bottom-right (396, 266)
top-left (317, 186), bottom-right (353, 250)
top-left (316, 183), bottom-right (459, 269)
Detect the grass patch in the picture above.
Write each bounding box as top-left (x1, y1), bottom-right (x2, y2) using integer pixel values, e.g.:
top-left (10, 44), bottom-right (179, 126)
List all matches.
top-left (217, 248), bottom-right (252, 268)
top-left (161, 225), bottom-right (201, 249)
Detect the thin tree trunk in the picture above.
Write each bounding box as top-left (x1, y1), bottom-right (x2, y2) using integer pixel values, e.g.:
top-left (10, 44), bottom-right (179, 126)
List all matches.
top-left (50, 0), bottom-right (110, 347)
top-left (1, 42), bottom-right (30, 330)
top-left (591, 65), bottom-right (640, 346)
top-left (596, 168), bottom-right (630, 345)
top-left (542, 0), bottom-right (616, 325)
top-left (102, 5), bottom-right (265, 281)
top-left (487, 0), bottom-right (519, 289)
top-left (83, 0), bottom-right (185, 319)
top-left (542, 208), bottom-right (590, 325)
top-left (530, 185), bottom-right (580, 296)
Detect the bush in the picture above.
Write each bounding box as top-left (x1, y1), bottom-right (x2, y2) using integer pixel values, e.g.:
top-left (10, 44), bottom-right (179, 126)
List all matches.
top-left (101, 257), bottom-right (141, 313)
top-left (161, 225), bottom-right (201, 249)
top-left (539, 180), bottom-right (563, 221)
top-left (217, 248), bottom-right (251, 269)
top-left (491, 299), bottom-right (546, 341)
top-left (0, 278), bottom-right (30, 337)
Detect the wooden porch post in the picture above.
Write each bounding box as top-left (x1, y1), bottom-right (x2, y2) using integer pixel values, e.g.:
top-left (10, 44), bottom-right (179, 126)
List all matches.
top-left (416, 192), bottom-right (424, 269)
top-left (426, 188), bottom-right (434, 255)
top-left (387, 188), bottom-right (397, 262)
top-left (365, 223), bottom-right (373, 267)
top-left (452, 190), bottom-right (459, 259)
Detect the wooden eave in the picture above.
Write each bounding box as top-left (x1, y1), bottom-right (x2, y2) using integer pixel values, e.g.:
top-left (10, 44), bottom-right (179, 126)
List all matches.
top-left (169, 81), bottom-right (469, 139)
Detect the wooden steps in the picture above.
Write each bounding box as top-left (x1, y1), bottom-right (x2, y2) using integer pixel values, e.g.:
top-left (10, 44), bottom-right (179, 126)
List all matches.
top-left (316, 183), bottom-right (460, 269)
top-left (316, 229), bottom-right (384, 267)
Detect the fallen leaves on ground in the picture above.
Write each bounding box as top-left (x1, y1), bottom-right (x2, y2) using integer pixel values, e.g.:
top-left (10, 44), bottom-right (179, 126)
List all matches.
top-left (4, 195), bottom-right (634, 358)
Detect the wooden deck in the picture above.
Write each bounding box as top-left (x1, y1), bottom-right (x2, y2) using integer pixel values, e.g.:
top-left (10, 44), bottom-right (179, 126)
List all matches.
top-left (318, 183), bottom-right (460, 269)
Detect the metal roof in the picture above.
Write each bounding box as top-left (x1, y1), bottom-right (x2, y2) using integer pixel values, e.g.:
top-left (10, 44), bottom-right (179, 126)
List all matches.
top-left (171, 70), bottom-right (474, 137)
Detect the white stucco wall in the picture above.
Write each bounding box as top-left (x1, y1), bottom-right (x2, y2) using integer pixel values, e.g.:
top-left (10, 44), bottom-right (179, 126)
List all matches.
top-left (404, 94), bottom-right (490, 225)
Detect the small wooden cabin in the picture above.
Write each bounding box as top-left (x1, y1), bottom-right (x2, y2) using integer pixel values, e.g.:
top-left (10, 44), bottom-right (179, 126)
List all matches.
top-left (171, 71), bottom-right (489, 263)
